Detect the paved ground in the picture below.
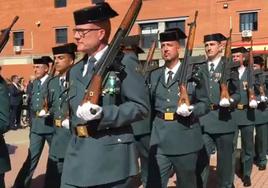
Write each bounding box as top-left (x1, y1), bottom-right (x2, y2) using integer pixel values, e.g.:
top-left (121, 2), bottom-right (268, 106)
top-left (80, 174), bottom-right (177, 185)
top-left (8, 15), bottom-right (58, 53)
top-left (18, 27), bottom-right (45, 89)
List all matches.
top-left (3, 128), bottom-right (268, 188)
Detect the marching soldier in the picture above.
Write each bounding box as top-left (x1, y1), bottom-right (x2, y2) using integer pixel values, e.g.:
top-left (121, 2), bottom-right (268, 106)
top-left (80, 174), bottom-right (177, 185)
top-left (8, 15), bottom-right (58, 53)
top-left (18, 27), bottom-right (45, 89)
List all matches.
top-left (122, 35), bottom-right (152, 186)
top-left (231, 47), bottom-right (255, 187)
top-left (14, 57), bottom-right (54, 188)
top-left (0, 70), bottom-right (11, 188)
top-left (43, 43), bottom-right (77, 188)
top-left (60, 1), bottom-right (149, 188)
top-left (199, 33), bottom-right (240, 188)
top-left (253, 55), bottom-right (268, 171)
top-left (146, 28), bottom-right (209, 188)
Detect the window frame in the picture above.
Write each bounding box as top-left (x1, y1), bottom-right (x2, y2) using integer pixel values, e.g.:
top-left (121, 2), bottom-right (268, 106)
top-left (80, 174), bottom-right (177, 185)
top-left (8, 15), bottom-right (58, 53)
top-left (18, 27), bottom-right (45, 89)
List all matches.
top-left (55, 27), bottom-right (68, 44)
top-left (239, 11), bottom-right (258, 32)
top-left (13, 31), bottom-right (24, 46)
top-left (54, 0), bottom-right (67, 8)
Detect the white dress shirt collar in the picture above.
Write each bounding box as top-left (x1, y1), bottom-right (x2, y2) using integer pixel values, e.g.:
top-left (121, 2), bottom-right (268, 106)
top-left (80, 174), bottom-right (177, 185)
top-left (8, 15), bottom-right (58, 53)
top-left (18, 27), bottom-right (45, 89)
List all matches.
top-left (208, 56), bottom-right (221, 71)
top-left (40, 74), bottom-right (49, 85)
top-left (164, 60), bottom-right (181, 83)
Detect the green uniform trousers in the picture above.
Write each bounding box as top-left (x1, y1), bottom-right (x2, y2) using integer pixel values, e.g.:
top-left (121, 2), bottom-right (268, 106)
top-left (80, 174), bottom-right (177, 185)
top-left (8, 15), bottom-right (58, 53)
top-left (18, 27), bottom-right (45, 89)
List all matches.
top-left (147, 148), bottom-right (198, 188)
top-left (199, 133), bottom-right (235, 188)
top-left (14, 132), bottom-right (52, 188)
top-left (255, 123), bottom-right (268, 166)
top-left (134, 134), bottom-right (150, 187)
top-left (231, 125), bottom-right (254, 180)
top-left (44, 156), bottom-right (63, 188)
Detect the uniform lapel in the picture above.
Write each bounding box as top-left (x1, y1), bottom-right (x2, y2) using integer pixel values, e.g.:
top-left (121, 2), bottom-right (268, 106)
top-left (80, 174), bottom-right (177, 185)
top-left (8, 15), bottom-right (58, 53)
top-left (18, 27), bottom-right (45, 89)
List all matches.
top-left (159, 67), bottom-right (167, 88)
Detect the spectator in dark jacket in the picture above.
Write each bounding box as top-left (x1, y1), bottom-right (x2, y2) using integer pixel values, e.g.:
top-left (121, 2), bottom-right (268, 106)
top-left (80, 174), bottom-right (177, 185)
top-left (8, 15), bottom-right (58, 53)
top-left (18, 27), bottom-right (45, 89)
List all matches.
top-left (8, 75), bottom-right (24, 129)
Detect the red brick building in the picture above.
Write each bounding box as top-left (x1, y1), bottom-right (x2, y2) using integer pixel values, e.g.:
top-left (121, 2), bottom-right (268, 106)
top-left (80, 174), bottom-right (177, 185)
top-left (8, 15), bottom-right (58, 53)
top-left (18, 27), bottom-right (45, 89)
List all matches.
top-left (0, 0), bottom-right (268, 80)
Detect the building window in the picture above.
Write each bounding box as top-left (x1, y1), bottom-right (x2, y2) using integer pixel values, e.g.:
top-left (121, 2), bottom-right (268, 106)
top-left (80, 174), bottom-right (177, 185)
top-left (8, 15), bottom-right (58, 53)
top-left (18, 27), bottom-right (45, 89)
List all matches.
top-left (165, 20), bottom-right (186, 46)
top-left (140, 23), bottom-right (158, 49)
top-left (13, 31), bottom-right (24, 46)
top-left (54, 0), bottom-right (66, 8)
top-left (240, 12), bottom-right (258, 31)
top-left (55, 28), bottom-right (67, 44)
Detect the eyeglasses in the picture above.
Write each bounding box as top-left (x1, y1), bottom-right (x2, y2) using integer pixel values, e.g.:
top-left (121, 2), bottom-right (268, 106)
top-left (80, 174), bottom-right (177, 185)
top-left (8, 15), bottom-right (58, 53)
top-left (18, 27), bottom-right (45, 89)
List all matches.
top-left (72, 28), bottom-right (101, 38)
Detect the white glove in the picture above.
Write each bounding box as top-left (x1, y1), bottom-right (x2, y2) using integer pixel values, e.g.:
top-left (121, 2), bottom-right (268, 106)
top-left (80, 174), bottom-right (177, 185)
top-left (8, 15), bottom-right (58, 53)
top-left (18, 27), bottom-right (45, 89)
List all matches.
top-left (176, 103), bottom-right (194, 117)
top-left (219, 98), bottom-right (231, 107)
top-left (38, 109), bottom-right (50, 117)
top-left (76, 102), bottom-right (103, 121)
top-left (260, 96), bottom-right (268, 102)
top-left (62, 119), bottom-right (70, 129)
top-left (249, 100), bottom-right (258, 108)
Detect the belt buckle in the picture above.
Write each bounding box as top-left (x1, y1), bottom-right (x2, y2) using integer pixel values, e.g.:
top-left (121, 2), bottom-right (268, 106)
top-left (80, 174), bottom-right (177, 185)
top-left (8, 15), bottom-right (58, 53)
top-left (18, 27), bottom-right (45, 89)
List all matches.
top-left (36, 111), bottom-right (39, 117)
top-left (55, 119), bottom-right (62, 127)
top-left (237, 104), bottom-right (244, 110)
top-left (210, 104), bottom-right (215, 110)
top-left (76, 126), bottom-right (89, 137)
top-left (164, 112), bottom-right (174, 121)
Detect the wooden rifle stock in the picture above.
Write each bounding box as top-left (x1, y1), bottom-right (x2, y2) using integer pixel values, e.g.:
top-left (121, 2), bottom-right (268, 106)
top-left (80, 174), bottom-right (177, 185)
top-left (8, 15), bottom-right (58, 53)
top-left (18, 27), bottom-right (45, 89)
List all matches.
top-left (177, 11), bottom-right (198, 106)
top-left (0, 16), bottom-right (19, 53)
top-left (247, 38), bottom-right (256, 101)
top-left (142, 35), bottom-right (158, 75)
top-left (42, 62), bottom-right (56, 114)
top-left (82, 0), bottom-right (142, 108)
top-left (220, 29), bottom-right (232, 100)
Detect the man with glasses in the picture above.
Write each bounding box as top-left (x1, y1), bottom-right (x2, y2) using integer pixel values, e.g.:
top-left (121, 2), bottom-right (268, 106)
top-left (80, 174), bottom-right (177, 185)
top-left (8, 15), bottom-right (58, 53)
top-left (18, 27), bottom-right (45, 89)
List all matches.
top-left (60, 1), bottom-right (149, 188)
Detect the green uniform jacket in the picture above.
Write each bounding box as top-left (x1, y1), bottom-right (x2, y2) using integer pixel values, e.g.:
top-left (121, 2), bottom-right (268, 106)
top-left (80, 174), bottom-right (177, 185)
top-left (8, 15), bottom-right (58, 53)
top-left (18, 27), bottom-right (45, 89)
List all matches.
top-left (30, 76), bottom-right (54, 134)
top-left (200, 58), bottom-right (240, 133)
top-left (62, 52), bottom-right (149, 187)
top-left (149, 63), bottom-right (209, 155)
top-left (47, 76), bottom-right (71, 159)
top-left (0, 76), bottom-right (11, 174)
top-left (129, 51), bottom-right (151, 136)
top-left (254, 72), bottom-right (268, 125)
top-left (233, 68), bottom-right (255, 126)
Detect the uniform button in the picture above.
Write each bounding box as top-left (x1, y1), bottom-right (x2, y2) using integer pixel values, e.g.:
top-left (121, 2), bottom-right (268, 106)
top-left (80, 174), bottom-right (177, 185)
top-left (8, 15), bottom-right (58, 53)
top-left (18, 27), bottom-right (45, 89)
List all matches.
top-left (168, 89), bottom-right (171, 92)
top-left (210, 78), bottom-right (213, 81)
top-left (59, 98), bottom-right (62, 101)
top-left (167, 99), bottom-right (170, 102)
top-left (117, 138), bottom-right (122, 142)
top-left (37, 93), bottom-right (40, 95)
top-left (106, 127), bottom-right (109, 130)
top-left (37, 99), bottom-right (39, 101)
top-left (166, 108), bottom-right (170, 111)
top-left (210, 86), bottom-right (213, 89)
top-left (209, 94), bottom-right (212, 97)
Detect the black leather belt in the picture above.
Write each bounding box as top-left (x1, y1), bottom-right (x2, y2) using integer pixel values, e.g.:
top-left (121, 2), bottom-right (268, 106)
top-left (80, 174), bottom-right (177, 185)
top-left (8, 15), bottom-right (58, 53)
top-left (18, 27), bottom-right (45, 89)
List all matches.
top-left (74, 124), bottom-right (132, 138)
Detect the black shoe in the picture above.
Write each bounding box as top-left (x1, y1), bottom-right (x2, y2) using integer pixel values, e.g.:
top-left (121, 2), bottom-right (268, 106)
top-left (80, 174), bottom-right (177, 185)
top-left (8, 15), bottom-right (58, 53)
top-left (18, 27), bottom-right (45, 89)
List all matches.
top-left (242, 176), bottom-right (251, 187)
top-left (258, 164), bottom-right (266, 171)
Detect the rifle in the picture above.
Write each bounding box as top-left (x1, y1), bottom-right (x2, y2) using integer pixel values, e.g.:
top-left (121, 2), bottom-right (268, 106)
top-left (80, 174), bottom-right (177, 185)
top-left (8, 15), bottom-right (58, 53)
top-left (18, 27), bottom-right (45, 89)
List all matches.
top-left (0, 16), bottom-right (19, 53)
top-left (220, 29), bottom-right (232, 100)
top-left (42, 61), bottom-right (56, 114)
top-left (177, 11), bottom-right (198, 106)
top-left (82, 0), bottom-right (142, 111)
top-left (141, 34), bottom-right (158, 75)
top-left (247, 38), bottom-right (256, 102)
